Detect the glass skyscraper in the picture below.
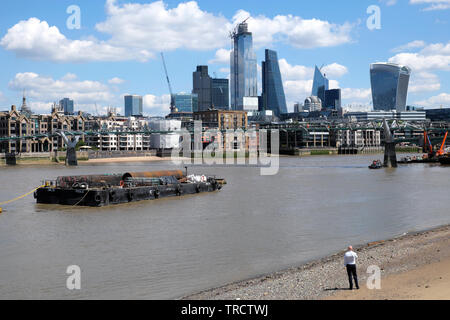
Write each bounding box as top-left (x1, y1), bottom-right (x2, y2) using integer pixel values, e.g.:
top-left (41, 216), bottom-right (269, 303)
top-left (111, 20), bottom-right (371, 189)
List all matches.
top-left (124, 95), bottom-right (143, 117)
top-left (324, 89), bottom-right (342, 110)
top-left (173, 93), bottom-right (198, 113)
top-left (261, 49), bottom-right (287, 117)
top-left (193, 66), bottom-right (212, 112)
top-left (230, 22), bottom-right (258, 110)
top-left (311, 66), bottom-right (329, 103)
top-left (193, 66), bottom-right (229, 111)
top-left (59, 98), bottom-right (74, 115)
top-left (211, 78), bottom-right (229, 110)
top-left (370, 63), bottom-right (411, 111)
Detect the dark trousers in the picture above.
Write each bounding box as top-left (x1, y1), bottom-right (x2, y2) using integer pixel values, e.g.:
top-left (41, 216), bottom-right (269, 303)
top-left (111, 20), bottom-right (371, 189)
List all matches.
top-left (346, 264), bottom-right (359, 289)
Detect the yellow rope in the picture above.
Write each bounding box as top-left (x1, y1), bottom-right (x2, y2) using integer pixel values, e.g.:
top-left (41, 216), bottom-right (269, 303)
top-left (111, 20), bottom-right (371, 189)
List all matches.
top-left (0, 185), bottom-right (45, 207)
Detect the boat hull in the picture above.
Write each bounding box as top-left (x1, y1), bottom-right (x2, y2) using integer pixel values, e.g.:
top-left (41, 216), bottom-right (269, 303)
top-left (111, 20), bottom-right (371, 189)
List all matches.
top-left (35, 182), bottom-right (221, 207)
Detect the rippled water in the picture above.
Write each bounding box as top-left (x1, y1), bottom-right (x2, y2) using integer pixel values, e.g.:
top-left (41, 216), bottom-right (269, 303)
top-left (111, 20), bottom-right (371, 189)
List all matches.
top-left (0, 155), bottom-right (449, 299)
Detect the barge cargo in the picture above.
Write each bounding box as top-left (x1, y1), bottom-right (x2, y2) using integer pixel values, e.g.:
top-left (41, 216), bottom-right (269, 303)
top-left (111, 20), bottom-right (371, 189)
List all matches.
top-left (34, 170), bottom-right (226, 207)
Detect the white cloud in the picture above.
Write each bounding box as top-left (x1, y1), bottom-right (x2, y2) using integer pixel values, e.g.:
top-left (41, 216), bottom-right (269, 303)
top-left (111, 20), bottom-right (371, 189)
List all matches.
top-left (1, 2), bottom-right (355, 63)
top-left (108, 77), bottom-right (125, 85)
top-left (233, 10), bottom-right (354, 49)
top-left (388, 41), bottom-right (450, 71)
top-left (321, 63), bottom-right (348, 78)
top-left (410, 0), bottom-right (450, 11)
top-left (0, 18), bottom-right (153, 62)
top-left (409, 72), bottom-right (441, 92)
top-left (415, 93), bottom-right (450, 107)
top-left (97, 0), bottom-right (229, 52)
top-left (0, 91), bottom-right (6, 103)
top-left (278, 59), bottom-right (314, 80)
top-left (341, 88), bottom-right (372, 100)
top-left (209, 49), bottom-right (231, 65)
top-left (392, 40), bottom-right (426, 52)
top-left (8, 72), bottom-right (117, 114)
top-left (143, 94), bottom-right (171, 116)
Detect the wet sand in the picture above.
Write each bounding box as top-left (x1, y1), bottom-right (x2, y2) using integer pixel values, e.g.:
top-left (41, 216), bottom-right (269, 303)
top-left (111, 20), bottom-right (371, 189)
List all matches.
top-left (85, 156), bottom-right (185, 163)
top-left (185, 225), bottom-right (450, 300)
top-left (328, 257), bottom-right (450, 300)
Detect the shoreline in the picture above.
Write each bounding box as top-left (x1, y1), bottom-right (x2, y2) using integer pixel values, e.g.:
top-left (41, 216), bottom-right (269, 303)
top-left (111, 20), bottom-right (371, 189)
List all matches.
top-left (183, 224), bottom-right (450, 300)
top-left (1, 151), bottom-right (423, 167)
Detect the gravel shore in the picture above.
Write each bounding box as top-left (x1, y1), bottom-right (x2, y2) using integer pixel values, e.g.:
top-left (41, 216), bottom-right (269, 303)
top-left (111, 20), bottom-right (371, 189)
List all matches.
top-left (184, 225), bottom-right (450, 300)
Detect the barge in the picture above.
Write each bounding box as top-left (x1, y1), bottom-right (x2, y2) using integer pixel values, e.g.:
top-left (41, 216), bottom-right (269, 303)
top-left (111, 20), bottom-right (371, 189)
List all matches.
top-left (34, 170), bottom-right (226, 207)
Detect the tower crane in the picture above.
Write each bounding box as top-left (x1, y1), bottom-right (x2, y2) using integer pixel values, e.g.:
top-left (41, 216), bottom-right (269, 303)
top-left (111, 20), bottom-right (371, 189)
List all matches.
top-left (161, 52), bottom-right (176, 113)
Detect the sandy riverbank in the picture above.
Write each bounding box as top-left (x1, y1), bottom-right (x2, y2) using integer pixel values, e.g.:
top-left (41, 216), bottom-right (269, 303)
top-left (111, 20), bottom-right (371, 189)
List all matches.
top-left (85, 156), bottom-right (180, 164)
top-left (184, 225), bottom-right (450, 300)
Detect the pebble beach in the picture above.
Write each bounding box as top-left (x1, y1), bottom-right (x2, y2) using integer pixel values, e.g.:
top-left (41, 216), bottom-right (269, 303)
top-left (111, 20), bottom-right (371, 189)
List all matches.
top-left (185, 225), bottom-right (450, 300)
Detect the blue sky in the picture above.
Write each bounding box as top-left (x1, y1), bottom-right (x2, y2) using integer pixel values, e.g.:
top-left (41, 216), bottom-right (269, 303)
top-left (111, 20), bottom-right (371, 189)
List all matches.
top-left (0, 0), bottom-right (449, 116)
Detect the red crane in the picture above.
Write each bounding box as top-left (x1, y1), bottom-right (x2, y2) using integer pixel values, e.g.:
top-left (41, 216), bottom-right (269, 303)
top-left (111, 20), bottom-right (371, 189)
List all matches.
top-left (437, 131), bottom-right (448, 157)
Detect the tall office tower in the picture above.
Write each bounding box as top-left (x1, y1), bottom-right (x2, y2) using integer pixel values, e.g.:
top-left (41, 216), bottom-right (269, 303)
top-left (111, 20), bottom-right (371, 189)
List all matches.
top-left (324, 89), bottom-right (342, 110)
top-left (261, 49), bottom-right (288, 117)
top-left (193, 66), bottom-right (212, 112)
top-left (370, 63), bottom-right (411, 111)
top-left (211, 78), bottom-right (229, 110)
top-left (124, 95), bottom-right (143, 117)
top-left (230, 21), bottom-right (258, 111)
top-left (312, 66), bottom-right (329, 103)
top-left (172, 93), bottom-right (198, 113)
top-left (59, 98), bottom-right (74, 115)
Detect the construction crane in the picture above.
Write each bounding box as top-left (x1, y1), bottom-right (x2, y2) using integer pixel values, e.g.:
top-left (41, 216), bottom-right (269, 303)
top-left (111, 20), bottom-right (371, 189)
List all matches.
top-left (437, 131), bottom-right (448, 157)
top-left (160, 52), bottom-right (175, 113)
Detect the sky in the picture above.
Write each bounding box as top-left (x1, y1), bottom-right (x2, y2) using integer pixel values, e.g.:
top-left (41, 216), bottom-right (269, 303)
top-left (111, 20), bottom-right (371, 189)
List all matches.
top-left (0, 0), bottom-right (449, 116)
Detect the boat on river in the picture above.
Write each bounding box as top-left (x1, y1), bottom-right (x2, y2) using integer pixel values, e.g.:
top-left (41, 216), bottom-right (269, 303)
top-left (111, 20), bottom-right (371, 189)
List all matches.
top-left (34, 170), bottom-right (226, 207)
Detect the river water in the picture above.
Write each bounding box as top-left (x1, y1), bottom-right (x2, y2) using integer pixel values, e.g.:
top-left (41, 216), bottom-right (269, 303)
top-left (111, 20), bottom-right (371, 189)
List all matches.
top-left (0, 155), bottom-right (449, 299)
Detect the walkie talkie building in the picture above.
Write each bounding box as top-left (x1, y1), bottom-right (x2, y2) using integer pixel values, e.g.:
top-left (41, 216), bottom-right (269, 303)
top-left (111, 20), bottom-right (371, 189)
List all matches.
top-left (370, 63), bottom-right (411, 111)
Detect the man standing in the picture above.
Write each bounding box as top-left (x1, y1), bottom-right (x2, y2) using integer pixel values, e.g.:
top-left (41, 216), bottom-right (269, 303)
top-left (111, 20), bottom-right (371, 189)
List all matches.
top-left (344, 246), bottom-right (359, 290)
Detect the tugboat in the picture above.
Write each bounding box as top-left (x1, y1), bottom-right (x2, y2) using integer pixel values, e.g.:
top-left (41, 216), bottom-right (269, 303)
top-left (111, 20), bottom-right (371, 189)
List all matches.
top-left (35, 170), bottom-right (226, 207)
top-left (368, 160), bottom-right (383, 170)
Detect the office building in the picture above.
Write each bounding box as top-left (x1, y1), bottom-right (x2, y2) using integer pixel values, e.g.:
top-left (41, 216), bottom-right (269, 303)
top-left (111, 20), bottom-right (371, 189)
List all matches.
top-left (124, 95), bottom-right (143, 117)
top-left (193, 66), bottom-right (229, 111)
top-left (230, 22), bottom-right (258, 111)
top-left (193, 66), bottom-right (212, 111)
top-left (324, 89), bottom-right (341, 110)
top-left (59, 98), bottom-right (74, 115)
top-left (312, 66), bottom-right (329, 103)
top-left (370, 63), bottom-right (411, 111)
top-left (426, 108), bottom-right (450, 121)
top-left (261, 49), bottom-right (288, 117)
top-left (172, 93), bottom-right (198, 113)
top-left (211, 78), bottom-right (229, 110)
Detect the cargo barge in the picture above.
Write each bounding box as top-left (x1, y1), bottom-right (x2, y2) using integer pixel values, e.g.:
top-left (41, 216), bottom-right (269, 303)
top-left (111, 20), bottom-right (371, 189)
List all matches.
top-left (34, 170), bottom-right (226, 207)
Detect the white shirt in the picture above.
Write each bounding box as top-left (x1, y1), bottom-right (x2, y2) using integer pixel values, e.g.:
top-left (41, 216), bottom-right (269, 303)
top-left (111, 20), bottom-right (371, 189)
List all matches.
top-left (344, 251), bottom-right (358, 266)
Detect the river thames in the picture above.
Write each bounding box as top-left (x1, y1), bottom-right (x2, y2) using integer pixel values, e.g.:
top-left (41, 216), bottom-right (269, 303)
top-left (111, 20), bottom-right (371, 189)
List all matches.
top-left (0, 155), bottom-right (449, 299)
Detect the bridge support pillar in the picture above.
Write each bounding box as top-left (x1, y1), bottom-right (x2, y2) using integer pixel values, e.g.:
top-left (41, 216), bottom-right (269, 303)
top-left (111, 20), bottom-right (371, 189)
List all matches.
top-left (383, 119), bottom-right (397, 168)
top-left (5, 153), bottom-right (16, 165)
top-left (384, 142), bottom-right (397, 168)
top-left (66, 145), bottom-right (78, 166)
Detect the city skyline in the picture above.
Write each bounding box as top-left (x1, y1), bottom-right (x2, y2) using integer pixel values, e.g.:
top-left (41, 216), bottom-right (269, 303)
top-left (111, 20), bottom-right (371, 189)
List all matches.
top-left (0, 0), bottom-right (449, 116)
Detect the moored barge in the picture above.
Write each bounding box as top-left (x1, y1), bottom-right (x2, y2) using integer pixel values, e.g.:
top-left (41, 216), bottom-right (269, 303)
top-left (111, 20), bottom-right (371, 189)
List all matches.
top-left (35, 170), bottom-right (226, 207)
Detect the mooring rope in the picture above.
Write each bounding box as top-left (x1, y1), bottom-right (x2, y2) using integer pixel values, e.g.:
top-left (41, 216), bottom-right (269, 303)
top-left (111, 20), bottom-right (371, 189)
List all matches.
top-left (72, 190), bottom-right (90, 207)
top-left (0, 185), bottom-right (46, 212)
